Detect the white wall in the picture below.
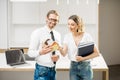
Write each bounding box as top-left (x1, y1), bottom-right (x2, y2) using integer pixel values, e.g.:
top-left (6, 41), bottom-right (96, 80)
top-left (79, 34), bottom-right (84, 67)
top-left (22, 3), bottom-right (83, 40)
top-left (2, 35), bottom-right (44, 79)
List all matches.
top-left (0, 0), bottom-right (8, 49)
top-left (99, 0), bottom-right (120, 65)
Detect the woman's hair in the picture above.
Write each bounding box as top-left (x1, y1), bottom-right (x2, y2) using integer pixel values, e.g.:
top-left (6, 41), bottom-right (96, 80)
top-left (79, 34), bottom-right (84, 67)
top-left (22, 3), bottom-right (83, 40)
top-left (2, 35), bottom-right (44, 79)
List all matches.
top-left (68, 15), bottom-right (85, 33)
top-left (47, 10), bottom-right (59, 18)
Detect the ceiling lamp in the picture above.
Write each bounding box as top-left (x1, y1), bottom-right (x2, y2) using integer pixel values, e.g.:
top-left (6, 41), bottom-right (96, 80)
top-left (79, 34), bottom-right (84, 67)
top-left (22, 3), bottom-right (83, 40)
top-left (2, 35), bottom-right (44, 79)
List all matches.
top-left (86, 0), bottom-right (89, 4)
top-left (10, 0), bottom-right (47, 2)
top-left (76, 0), bottom-right (79, 5)
top-left (67, 0), bottom-right (69, 5)
top-left (57, 0), bottom-right (59, 5)
top-left (97, 0), bottom-right (100, 4)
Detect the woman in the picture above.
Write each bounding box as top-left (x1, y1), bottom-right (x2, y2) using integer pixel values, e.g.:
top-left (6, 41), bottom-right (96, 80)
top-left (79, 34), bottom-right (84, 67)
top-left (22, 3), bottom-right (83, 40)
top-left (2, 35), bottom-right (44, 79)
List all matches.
top-left (59, 15), bottom-right (99, 80)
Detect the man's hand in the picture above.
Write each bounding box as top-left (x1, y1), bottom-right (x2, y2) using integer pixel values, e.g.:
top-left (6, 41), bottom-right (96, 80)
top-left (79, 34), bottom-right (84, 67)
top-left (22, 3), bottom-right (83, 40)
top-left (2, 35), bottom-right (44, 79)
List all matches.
top-left (40, 45), bottom-right (52, 55)
top-left (51, 55), bottom-right (59, 62)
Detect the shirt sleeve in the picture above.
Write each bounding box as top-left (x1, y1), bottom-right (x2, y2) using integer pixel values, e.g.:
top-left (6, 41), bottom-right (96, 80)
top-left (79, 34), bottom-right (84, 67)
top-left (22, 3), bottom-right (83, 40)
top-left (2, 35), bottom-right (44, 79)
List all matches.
top-left (27, 30), bottom-right (40, 57)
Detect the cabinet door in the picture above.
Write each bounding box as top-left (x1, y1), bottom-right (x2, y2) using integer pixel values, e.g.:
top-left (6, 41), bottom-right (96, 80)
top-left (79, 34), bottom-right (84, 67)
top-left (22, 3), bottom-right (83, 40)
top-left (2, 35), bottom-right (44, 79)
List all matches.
top-left (68, 0), bottom-right (97, 24)
top-left (9, 0), bottom-right (98, 48)
top-left (12, 2), bottom-right (40, 24)
top-left (39, 0), bottom-right (58, 24)
top-left (39, 0), bottom-right (69, 24)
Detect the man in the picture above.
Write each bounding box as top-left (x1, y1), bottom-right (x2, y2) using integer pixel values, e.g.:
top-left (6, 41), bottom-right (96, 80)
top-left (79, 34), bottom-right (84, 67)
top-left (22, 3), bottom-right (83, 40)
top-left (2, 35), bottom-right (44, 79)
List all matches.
top-left (28, 10), bottom-right (61, 80)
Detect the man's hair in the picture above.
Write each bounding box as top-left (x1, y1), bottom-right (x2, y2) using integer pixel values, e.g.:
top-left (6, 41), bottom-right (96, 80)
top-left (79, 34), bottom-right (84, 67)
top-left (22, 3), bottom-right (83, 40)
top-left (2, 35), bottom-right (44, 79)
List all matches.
top-left (47, 10), bottom-right (59, 18)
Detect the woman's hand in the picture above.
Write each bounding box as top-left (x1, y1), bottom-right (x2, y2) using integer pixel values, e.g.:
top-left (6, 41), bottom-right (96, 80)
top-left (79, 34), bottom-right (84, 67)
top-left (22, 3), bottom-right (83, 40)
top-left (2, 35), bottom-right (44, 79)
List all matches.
top-left (51, 42), bottom-right (59, 51)
top-left (76, 56), bottom-right (84, 62)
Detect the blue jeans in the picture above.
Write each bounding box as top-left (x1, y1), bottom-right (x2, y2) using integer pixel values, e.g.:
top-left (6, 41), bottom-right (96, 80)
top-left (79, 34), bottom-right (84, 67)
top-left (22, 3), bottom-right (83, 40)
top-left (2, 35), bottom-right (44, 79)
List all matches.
top-left (34, 63), bottom-right (56, 80)
top-left (70, 61), bottom-right (93, 80)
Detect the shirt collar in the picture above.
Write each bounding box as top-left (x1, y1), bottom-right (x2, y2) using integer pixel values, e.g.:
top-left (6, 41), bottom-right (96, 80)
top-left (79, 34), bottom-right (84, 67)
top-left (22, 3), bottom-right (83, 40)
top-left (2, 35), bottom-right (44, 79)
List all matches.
top-left (45, 25), bottom-right (54, 33)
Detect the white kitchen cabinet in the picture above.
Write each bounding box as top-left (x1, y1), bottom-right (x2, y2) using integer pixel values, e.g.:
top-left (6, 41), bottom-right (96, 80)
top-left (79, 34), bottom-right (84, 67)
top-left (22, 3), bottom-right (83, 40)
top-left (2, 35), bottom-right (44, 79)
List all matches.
top-left (6, 0), bottom-right (99, 48)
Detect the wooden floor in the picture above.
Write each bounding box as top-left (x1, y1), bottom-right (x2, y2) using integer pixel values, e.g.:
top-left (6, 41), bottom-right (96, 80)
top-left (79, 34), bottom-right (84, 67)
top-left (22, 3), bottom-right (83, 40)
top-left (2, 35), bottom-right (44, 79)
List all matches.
top-left (109, 64), bottom-right (120, 80)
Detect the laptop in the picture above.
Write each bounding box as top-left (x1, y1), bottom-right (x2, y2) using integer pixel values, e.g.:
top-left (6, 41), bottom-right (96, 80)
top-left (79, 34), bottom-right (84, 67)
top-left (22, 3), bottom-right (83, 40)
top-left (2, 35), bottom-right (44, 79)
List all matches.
top-left (5, 49), bottom-right (26, 66)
